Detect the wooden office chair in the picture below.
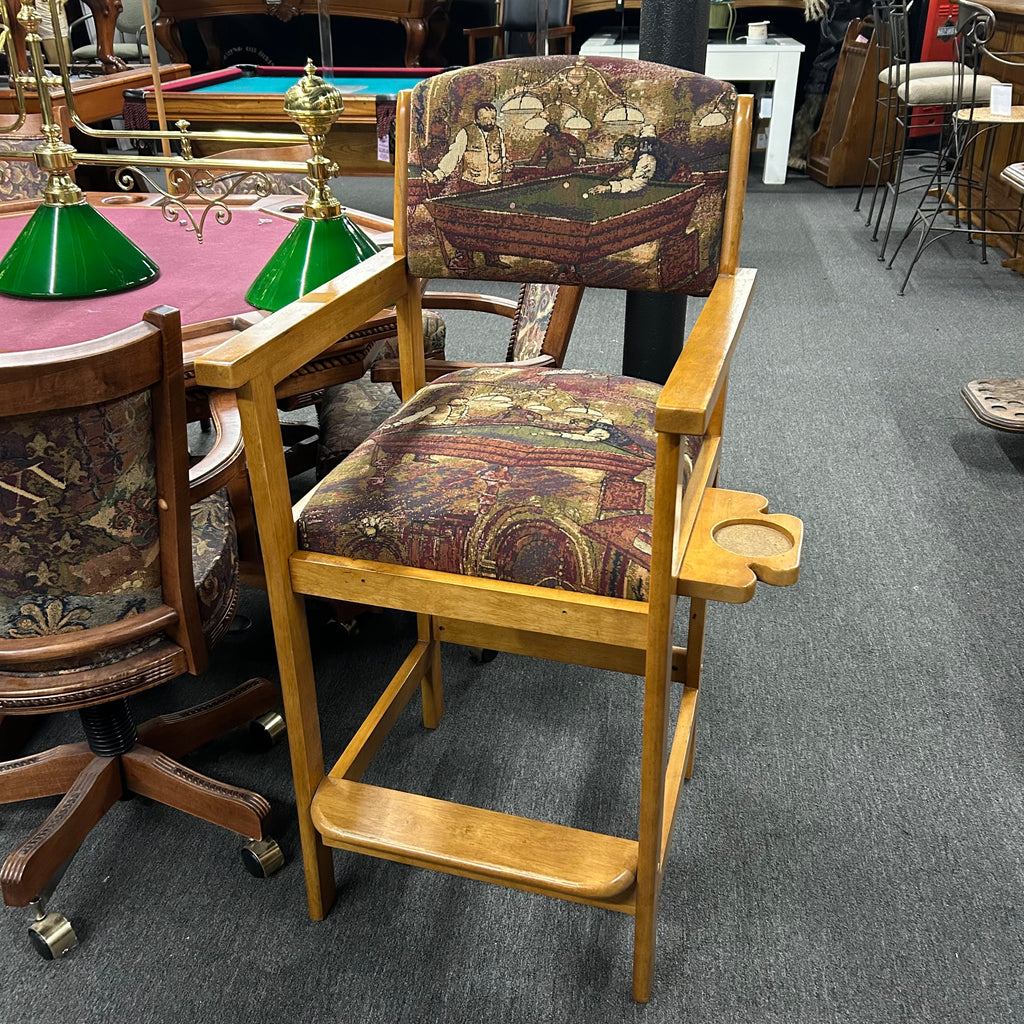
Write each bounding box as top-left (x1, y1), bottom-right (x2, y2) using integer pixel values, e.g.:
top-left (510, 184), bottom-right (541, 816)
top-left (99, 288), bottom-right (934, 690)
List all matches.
top-left (195, 56), bottom-right (804, 1001)
top-left (0, 308), bottom-right (284, 959)
top-left (465, 0), bottom-right (574, 64)
top-left (314, 282), bottom-right (583, 475)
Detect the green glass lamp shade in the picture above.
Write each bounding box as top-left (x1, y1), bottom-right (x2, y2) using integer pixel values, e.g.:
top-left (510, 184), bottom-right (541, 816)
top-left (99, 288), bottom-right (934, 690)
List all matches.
top-left (0, 202), bottom-right (159, 298)
top-left (245, 214), bottom-right (380, 312)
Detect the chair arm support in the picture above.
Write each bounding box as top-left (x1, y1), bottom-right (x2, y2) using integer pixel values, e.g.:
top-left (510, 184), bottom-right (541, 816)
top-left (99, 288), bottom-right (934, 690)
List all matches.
top-left (195, 250), bottom-right (410, 392)
top-left (464, 26), bottom-right (503, 38)
top-left (655, 268), bottom-right (757, 437)
top-left (421, 291), bottom-right (520, 318)
top-left (371, 354), bottom-right (556, 384)
top-left (188, 389), bottom-right (246, 503)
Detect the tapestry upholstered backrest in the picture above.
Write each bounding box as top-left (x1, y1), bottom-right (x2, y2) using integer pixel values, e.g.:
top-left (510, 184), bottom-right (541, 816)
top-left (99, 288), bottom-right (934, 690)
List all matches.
top-left (0, 315), bottom-right (205, 674)
top-left (0, 392), bottom-right (165, 645)
top-left (404, 56), bottom-right (737, 295)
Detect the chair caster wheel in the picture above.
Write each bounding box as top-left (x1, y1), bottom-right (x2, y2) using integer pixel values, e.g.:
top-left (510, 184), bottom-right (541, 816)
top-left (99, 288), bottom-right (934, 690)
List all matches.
top-left (28, 912), bottom-right (77, 960)
top-left (249, 711), bottom-right (286, 749)
top-left (241, 837), bottom-right (284, 878)
top-left (468, 647), bottom-right (498, 664)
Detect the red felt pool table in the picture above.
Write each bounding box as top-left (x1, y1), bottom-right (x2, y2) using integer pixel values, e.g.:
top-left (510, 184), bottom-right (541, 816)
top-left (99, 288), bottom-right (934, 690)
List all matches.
top-left (0, 192), bottom-right (398, 403)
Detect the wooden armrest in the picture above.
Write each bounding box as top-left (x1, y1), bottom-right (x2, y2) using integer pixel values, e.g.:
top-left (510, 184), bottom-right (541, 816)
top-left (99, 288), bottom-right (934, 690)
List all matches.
top-left (656, 268), bottom-right (757, 437)
top-left (372, 354), bottom-right (556, 384)
top-left (421, 291), bottom-right (519, 318)
top-left (188, 389), bottom-right (246, 502)
top-left (195, 250), bottom-right (410, 392)
top-left (464, 25), bottom-right (502, 38)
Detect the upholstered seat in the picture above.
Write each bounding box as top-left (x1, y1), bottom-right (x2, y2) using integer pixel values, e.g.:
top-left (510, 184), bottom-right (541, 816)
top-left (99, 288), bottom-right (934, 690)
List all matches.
top-left (304, 366), bottom-right (703, 598)
top-left (315, 284), bottom-right (582, 474)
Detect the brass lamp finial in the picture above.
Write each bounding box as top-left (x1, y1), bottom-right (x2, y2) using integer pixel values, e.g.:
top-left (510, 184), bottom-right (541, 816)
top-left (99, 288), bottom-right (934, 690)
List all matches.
top-left (284, 59), bottom-right (346, 220)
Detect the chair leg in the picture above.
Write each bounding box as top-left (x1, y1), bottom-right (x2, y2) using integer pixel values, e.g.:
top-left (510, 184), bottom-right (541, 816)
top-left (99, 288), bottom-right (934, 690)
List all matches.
top-left (0, 743), bottom-right (95, 803)
top-left (1, 756), bottom-right (122, 907)
top-left (417, 614), bottom-right (444, 729)
top-left (683, 598), bottom-right (708, 780)
top-left (121, 746), bottom-right (272, 840)
top-left (135, 677), bottom-right (279, 759)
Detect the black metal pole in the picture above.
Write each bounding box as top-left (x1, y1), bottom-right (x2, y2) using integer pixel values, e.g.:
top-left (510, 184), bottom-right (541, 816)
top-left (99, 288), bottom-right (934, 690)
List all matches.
top-left (622, 0), bottom-right (712, 383)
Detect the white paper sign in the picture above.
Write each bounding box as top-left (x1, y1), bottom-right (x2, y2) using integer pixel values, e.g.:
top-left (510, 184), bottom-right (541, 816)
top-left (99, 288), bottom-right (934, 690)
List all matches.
top-left (990, 84), bottom-right (1013, 117)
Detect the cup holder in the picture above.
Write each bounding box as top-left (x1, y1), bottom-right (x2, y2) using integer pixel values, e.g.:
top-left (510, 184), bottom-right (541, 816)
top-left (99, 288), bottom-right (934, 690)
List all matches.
top-left (713, 519), bottom-right (796, 558)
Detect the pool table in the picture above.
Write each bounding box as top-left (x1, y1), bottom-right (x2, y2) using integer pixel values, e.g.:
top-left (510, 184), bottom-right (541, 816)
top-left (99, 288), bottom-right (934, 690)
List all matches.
top-left (127, 65), bottom-right (444, 177)
top-left (424, 174), bottom-right (701, 279)
top-left (0, 193), bottom-right (399, 403)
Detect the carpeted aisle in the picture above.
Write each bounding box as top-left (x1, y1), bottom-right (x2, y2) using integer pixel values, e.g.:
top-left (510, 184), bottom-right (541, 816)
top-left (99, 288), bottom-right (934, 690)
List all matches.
top-left (1, 174), bottom-right (1022, 1023)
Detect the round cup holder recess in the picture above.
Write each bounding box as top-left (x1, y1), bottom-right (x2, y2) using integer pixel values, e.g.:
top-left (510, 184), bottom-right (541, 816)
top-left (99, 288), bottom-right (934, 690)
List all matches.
top-left (712, 518), bottom-right (795, 558)
top-left (100, 194), bottom-right (148, 205)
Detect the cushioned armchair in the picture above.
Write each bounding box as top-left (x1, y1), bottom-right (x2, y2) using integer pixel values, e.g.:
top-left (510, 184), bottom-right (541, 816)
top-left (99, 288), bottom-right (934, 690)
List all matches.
top-left (195, 57), bottom-right (803, 1000)
top-left (0, 307), bottom-right (284, 959)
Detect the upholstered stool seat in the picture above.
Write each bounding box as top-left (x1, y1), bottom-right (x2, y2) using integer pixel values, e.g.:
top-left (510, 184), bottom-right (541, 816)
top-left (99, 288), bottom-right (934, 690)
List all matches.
top-left (894, 72), bottom-right (1001, 105)
top-left (301, 366), bottom-right (704, 600)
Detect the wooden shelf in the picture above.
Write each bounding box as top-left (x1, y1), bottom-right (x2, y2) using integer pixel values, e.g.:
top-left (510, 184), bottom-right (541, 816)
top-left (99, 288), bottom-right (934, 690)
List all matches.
top-left (312, 777), bottom-right (638, 908)
top-left (677, 488), bottom-right (803, 603)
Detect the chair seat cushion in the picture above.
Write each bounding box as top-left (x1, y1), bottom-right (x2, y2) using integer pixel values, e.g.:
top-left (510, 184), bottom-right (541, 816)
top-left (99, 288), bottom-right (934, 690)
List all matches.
top-left (897, 74), bottom-right (1002, 105)
top-left (315, 309), bottom-right (447, 476)
top-left (299, 366), bottom-right (703, 602)
top-left (880, 61), bottom-right (962, 86)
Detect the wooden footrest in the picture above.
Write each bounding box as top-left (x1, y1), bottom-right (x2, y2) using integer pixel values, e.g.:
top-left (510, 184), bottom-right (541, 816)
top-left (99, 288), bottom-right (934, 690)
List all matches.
top-left (678, 488), bottom-right (803, 603)
top-left (312, 777), bottom-right (638, 905)
top-left (961, 378), bottom-right (1024, 432)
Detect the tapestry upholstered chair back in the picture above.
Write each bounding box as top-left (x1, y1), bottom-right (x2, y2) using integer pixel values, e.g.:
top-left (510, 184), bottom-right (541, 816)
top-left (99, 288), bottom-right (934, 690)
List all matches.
top-left (404, 55), bottom-right (737, 294)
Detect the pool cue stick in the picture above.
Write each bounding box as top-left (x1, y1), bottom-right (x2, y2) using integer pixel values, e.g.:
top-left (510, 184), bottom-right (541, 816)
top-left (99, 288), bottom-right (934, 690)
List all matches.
top-left (140, 0), bottom-right (174, 165)
top-left (317, 0), bottom-right (334, 78)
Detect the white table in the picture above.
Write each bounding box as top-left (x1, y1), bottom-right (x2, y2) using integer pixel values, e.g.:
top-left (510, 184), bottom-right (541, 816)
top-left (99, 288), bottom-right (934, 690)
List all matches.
top-left (578, 32), bottom-right (805, 185)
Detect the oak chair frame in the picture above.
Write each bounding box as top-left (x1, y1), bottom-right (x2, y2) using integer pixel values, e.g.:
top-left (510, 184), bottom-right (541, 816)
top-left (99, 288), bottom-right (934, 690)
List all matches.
top-left (197, 89), bottom-right (800, 1000)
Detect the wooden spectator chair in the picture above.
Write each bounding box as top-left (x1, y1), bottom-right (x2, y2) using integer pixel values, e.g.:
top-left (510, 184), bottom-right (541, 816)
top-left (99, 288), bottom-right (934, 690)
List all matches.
top-left (0, 308), bottom-right (284, 959)
top-left (195, 57), bottom-right (804, 1001)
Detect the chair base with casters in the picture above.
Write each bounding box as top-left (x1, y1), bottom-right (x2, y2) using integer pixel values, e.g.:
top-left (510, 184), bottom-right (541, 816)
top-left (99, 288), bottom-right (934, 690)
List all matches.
top-left (0, 309), bottom-right (285, 958)
top-left (195, 59), bottom-right (804, 1001)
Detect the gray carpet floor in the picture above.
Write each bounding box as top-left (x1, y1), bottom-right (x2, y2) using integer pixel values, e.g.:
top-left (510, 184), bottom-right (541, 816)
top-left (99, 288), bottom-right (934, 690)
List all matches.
top-left (1, 170), bottom-right (1023, 1023)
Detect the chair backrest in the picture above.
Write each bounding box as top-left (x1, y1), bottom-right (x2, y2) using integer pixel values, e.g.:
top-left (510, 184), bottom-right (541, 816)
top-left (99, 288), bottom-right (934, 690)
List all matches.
top-left (115, 0), bottom-right (159, 37)
top-left (501, 0), bottom-right (571, 31)
top-left (404, 55), bottom-right (738, 297)
top-left (0, 306), bottom-right (208, 683)
top-left (505, 281), bottom-right (581, 362)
